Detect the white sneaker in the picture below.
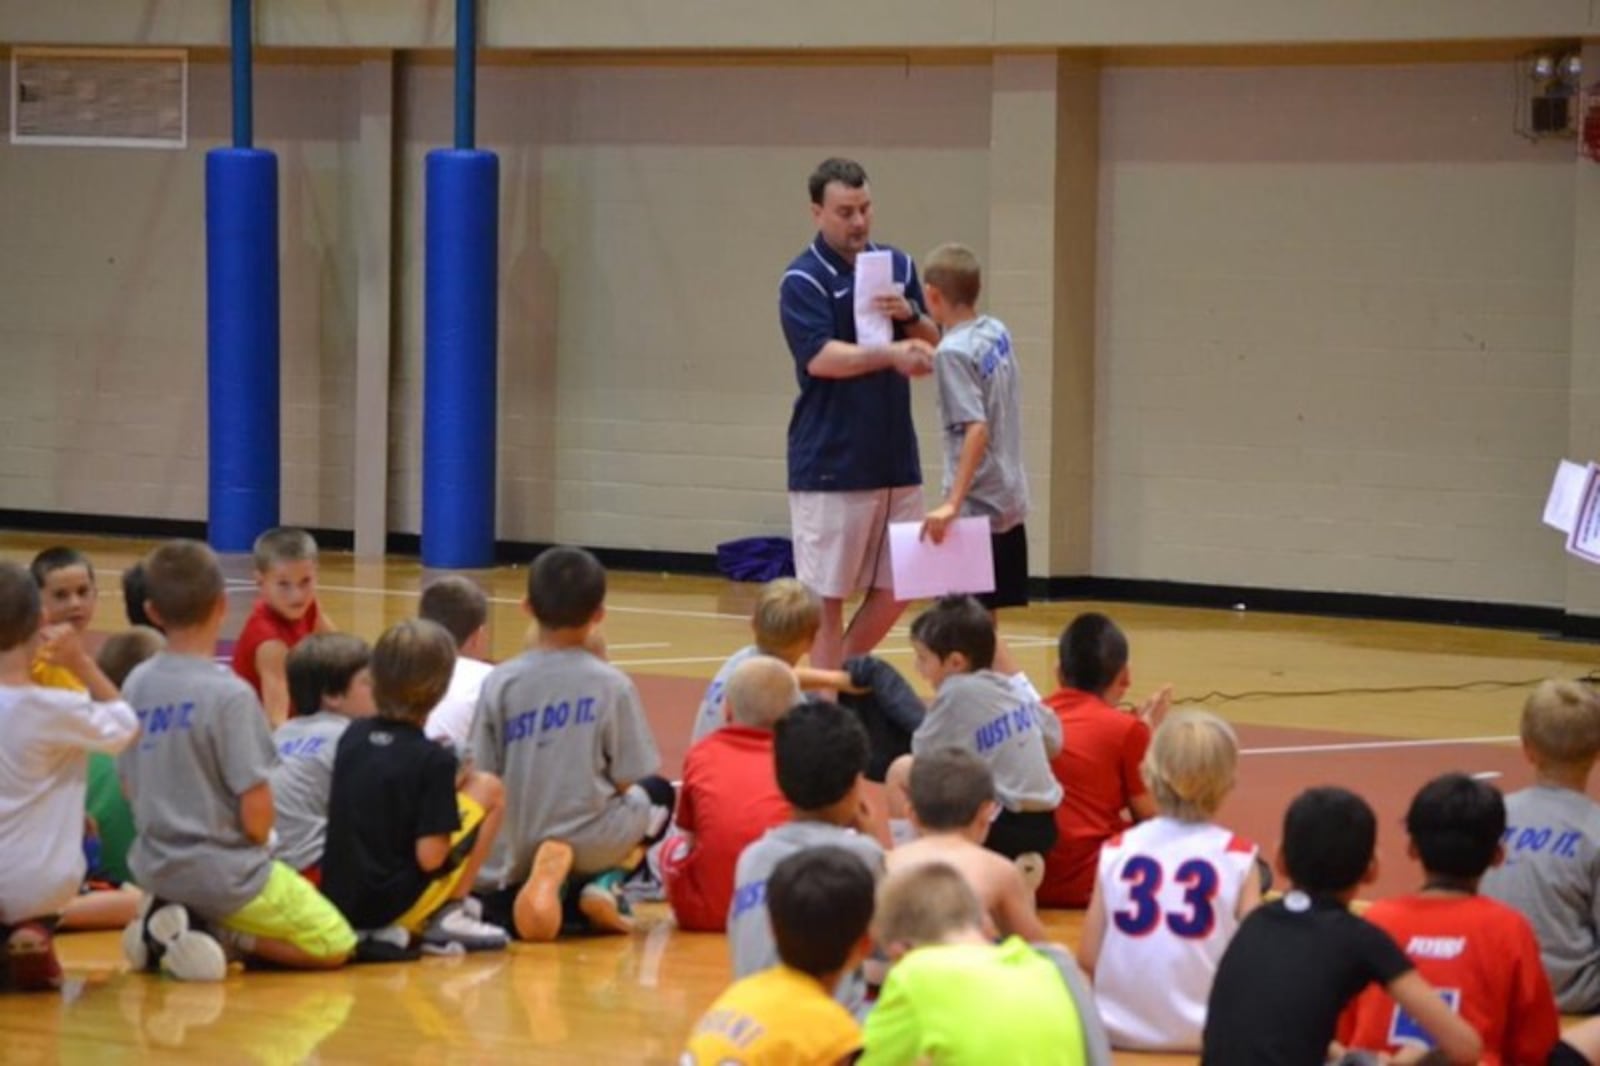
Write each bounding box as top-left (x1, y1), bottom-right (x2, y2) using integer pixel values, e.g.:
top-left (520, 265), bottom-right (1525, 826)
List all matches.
top-left (124, 900), bottom-right (227, 982)
top-left (161, 931), bottom-right (229, 983)
top-left (420, 901), bottom-right (509, 954)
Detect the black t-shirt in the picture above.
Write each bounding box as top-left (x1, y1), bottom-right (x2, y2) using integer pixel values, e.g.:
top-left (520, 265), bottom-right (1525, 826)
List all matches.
top-left (320, 717), bottom-right (461, 930)
top-left (1202, 893), bottom-right (1413, 1066)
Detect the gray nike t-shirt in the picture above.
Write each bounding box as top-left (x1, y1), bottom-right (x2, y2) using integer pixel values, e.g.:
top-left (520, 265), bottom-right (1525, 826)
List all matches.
top-left (471, 647), bottom-right (661, 889)
top-left (689, 645), bottom-right (762, 748)
top-left (1481, 784), bottom-right (1600, 1011)
top-left (118, 653), bottom-right (277, 918)
top-left (268, 711), bottom-right (351, 872)
top-left (913, 670), bottom-right (1063, 813)
top-left (728, 821), bottom-right (886, 1014)
top-left (934, 315), bottom-right (1028, 533)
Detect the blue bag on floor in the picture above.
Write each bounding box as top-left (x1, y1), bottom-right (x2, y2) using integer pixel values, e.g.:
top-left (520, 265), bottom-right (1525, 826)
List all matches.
top-left (714, 536), bottom-right (795, 583)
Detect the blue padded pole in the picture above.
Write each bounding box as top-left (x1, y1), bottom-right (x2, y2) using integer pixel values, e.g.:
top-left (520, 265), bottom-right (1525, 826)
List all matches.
top-left (206, 0), bottom-right (279, 552)
top-left (231, 0), bottom-right (252, 148)
top-left (454, 0), bottom-right (476, 150)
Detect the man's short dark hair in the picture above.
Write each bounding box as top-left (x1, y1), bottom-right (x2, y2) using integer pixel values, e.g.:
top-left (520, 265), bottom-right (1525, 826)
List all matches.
top-left (122, 561), bottom-right (154, 629)
top-left (287, 633), bottom-right (372, 718)
top-left (29, 546), bottom-right (94, 587)
top-left (909, 595), bottom-right (995, 671)
top-left (1283, 786), bottom-right (1377, 895)
top-left (1405, 773), bottom-right (1506, 880)
top-left (0, 562), bottom-right (41, 651)
top-left (768, 846), bottom-right (875, 977)
top-left (419, 575), bottom-right (489, 648)
top-left (143, 540), bottom-right (225, 631)
top-left (526, 546), bottom-right (606, 630)
top-left (1058, 612), bottom-right (1129, 696)
top-left (808, 157), bottom-right (868, 205)
top-left (910, 748), bottom-right (995, 831)
top-left (774, 700), bottom-right (869, 811)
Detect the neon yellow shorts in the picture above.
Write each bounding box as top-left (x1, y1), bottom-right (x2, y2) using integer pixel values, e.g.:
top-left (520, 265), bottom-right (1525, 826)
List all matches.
top-left (395, 792), bottom-right (486, 935)
top-left (222, 861), bottom-right (357, 961)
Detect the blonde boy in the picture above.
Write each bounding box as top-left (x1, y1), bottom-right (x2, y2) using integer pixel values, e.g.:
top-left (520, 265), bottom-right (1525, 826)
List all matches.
top-left (1481, 680), bottom-right (1600, 1012)
top-left (120, 540), bottom-right (355, 981)
top-left (888, 747), bottom-right (1047, 942)
top-left (689, 578), bottom-right (821, 745)
top-left (1080, 710), bottom-right (1260, 1052)
top-left (231, 527), bottom-right (336, 727)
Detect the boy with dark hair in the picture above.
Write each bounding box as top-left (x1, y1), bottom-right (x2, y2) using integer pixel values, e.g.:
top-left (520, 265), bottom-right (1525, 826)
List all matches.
top-left (28, 548), bottom-right (98, 662)
top-left (1203, 786), bottom-right (1482, 1066)
top-left (121, 561), bottom-right (154, 629)
top-left (1039, 612), bottom-right (1172, 907)
top-left (684, 846), bottom-right (875, 1065)
top-left (270, 634), bottom-right (376, 882)
top-left (470, 546), bottom-right (673, 942)
top-left (321, 619), bottom-right (508, 956)
top-left (886, 595), bottom-right (1061, 862)
top-left (232, 527), bottom-right (336, 727)
top-left (887, 747), bottom-right (1046, 941)
top-left (728, 700), bottom-right (886, 1008)
top-left (0, 561), bottom-right (138, 990)
top-left (861, 862), bottom-right (1110, 1066)
top-left (418, 576), bottom-right (493, 753)
top-left (1481, 680), bottom-right (1600, 1013)
top-left (120, 539), bottom-right (355, 981)
top-left (1340, 773), bottom-right (1560, 1065)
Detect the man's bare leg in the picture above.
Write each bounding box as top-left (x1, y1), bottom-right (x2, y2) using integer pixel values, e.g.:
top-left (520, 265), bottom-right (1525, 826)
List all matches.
top-left (812, 597), bottom-right (846, 671)
top-left (841, 586), bottom-right (907, 660)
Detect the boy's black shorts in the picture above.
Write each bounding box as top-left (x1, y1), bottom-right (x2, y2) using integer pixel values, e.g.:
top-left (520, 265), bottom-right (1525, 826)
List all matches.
top-left (976, 523), bottom-right (1029, 611)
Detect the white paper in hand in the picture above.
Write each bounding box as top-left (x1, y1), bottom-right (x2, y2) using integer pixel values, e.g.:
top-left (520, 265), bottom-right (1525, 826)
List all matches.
top-left (889, 517), bottom-right (996, 601)
top-left (853, 250), bottom-right (895, 349)
top-left (1567, 464), bottom-right (1600, 564)
top-left (1545, 460), bottom-right (1588, 533)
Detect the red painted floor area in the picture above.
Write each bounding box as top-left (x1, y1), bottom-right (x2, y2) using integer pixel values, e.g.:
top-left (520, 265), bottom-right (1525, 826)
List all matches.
top-left (635, 671), bottom-right (1532, 901)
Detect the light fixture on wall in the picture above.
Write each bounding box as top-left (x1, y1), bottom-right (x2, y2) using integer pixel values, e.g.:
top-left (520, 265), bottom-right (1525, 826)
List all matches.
top-left (1517, 47), bottom-right (1583, 140)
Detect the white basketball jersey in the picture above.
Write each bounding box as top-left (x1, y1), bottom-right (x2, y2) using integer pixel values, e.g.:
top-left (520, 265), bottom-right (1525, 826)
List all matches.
top-left (1092, 817), bottom-right (1257, 1051)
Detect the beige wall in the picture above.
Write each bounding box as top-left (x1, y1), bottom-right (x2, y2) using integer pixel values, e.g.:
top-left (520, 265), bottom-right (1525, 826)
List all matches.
top-left (1093, 60), bottom-right (1576, 603)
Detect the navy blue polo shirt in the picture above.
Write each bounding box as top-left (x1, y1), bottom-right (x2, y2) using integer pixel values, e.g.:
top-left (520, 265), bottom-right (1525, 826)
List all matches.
top-left (779, 235), bottom-right (926, 492)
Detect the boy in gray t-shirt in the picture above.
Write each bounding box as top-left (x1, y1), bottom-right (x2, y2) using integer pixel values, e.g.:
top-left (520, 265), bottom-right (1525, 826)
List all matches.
top-left (118, 540), bottom-right (355, 981)
top-left (728, 701), bottom-right (888, 1015)
top-left (1481, 680), bottom-right (1600, 1012)
top-left (886, 596), bottom-right (1061, 864)
top-left (470, 547), bottom-right (673, 943)
top-left (269, 634), bottom-right (374, 875)
top-left (918, 243), bottom-right (1031, 678)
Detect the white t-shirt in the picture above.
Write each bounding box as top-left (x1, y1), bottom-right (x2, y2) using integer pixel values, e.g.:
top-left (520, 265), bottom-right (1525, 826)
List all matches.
top-left (0, 683), bottom-right (139, 923)
top-left (424, 656), bottom-right (495, 753)
top-left (1092, 817), bottom-right (1258, 1052)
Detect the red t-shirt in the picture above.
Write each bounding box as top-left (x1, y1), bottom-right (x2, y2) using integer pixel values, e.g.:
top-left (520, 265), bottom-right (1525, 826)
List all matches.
top-left (1338, 894), bottom-right (1559, 1066)
top-left (665, 725), bottom-right (790, 932)
top-left (231, 598), bottom-right (322, 700)
top-left (1037, 688), bottom-right (1151, 908)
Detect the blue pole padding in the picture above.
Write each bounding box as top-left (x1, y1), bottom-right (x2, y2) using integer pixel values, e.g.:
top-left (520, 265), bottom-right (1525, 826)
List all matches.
top-left (423, 149), bottom-right (499, 568)
top-left (206, 148), bottom-right (280, 552)
top-left (231, 0), bottom-right (252, 148)
top-left (454, 0), bottom-right (476, 150)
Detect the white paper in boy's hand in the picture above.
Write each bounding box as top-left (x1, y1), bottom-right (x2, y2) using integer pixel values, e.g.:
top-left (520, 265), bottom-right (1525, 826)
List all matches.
top-left (1567, 464), bottom-right (1600, 564)
top-left (888, 517), bottom-right (996, 601)
top-left (1544, 459), bottom-right (1589, 533)
top-left (853, 250), bottom-right (895, 349)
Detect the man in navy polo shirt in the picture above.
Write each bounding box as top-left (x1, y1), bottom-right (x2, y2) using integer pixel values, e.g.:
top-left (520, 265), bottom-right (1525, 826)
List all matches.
top-left (778, 157), bottom-right (938, 670)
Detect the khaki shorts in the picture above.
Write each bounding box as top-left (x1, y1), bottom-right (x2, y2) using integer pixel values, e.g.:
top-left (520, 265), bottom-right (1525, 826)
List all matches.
top-left (789, 486), bottom-right (924, 599)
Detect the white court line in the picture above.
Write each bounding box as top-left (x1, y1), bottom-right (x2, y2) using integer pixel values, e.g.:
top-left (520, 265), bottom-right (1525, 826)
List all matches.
top-left (1241, 735), bottom-right (1516, 757)
top-left (301, 581), bottom-right (748, 621)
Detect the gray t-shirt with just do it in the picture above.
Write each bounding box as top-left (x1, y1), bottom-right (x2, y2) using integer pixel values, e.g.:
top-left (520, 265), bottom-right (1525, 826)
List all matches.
top-left (934, 314), bottom-right (1029, 534)
top-left (914, 670), bottom-right (1063, 813)
top-left (269, 711), bottom-right (351, 872)
top-left (118, 653), bottom-right (278, 918)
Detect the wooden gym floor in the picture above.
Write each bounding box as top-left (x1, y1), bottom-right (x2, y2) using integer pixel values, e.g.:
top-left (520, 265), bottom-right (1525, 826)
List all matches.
top-left (1, 532), bottom-right (1595, 1064)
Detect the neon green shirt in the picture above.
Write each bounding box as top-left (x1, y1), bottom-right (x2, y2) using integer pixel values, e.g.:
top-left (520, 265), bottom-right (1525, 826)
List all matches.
top-left (860, 937), bottom-right (1086, 1066)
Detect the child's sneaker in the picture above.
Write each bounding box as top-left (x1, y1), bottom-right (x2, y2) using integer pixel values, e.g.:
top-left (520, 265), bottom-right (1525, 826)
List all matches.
top-left (578, 870), bottom-right (635, 935)
top-left (125, 900), bottom-right (227, 982)
top-left (5, 922), bottom-right (63, 992)
top-left (514, 840), bottom-right (574, 942)
top-left (354, 925), bottom-right (419, 964)
top-left (1014, 852), bottom-right (1046, 894)
top-left (420, 901), bottom-right (510, 955)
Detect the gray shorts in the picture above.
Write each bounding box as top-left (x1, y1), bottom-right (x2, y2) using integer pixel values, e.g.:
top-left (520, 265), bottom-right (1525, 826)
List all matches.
top-left (788, 486), bottom-right (924, 600)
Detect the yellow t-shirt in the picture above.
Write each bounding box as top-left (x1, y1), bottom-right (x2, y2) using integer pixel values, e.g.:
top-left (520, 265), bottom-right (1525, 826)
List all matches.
top-left (683, 965), bottom-right (861, 1066)
top-left (31, 658), bottom-right (86, 693)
